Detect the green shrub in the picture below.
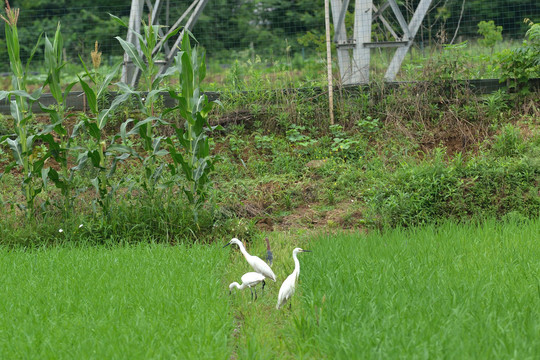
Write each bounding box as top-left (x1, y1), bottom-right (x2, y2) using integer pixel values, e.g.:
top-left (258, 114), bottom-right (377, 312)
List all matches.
top-left (477, 20), bottom-right (503, 52)
top-left (367, 147), bottom-right (540, 228)
top-left (491, 124), bottom-right (526, 157)
top-left (497, 19), bottom-right (540, 93)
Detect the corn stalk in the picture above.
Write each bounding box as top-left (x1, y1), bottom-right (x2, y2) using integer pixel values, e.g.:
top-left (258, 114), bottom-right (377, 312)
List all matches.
top-left (165, 32), bottom-right (222, 223)
top-left (112, 14), bottom-right (178, 199)
top-left (0, 1), bottom-right (44, 219)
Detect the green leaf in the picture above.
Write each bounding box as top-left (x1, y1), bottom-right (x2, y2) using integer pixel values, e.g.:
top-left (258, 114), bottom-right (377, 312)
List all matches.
top-left (39, 104), bottom-right (61, 126)
top-left (45, 72), bottom-right (63, 104)
top-left (152, 66), bottom-right (177, 89)
top-left (71, 120), bottom-right (85, 139)
top-left (127, 117), bottom-right (159, 136)
top-left (106, 161), bottom-right (119, 179)
top-left (154, 149), bottom-right (169, 157)
top-left (25, 134), bottom-right (36, 151)
top-left (87, 123), bottom-right (101, 141)
top-left (107, 144), bottom-right (135, 155)
top-left (193, 160), bottom-right (209, 182)
top-left (31, 88), bottom-right (44, 101)
top-left (96, 62), bottom-right (121, 101)
top-left (120, 119), bottom-right (134, 142)
top-left (6, 138), bottom-right (23, 166)
top-left (42, 167), bottom-right (50, 190)
top-left (115, 36), bottom-right (146, 71)
top-left (71, 152), bottom-right (89, 172)
top-left (162, 26), bottom-right (182, 46)
top-left (5, 25), bottom-right (22, 79)
top-left (146, 89), bottom-right (165, 105)
top-left (199, 51), bottom-right (207, 83)
top-left (38, 134), bottom-right (61, 157)
top-left (173, 126), bottom-right (189, 149)
top-left (90, 177), bottom-right (100, 192)
top-left (63, 81), bottom-right (77, 105)
top-left (78, 54), bottom-right (96, 84)
top-left (88, 150), bottom-right (102, 168)
top-left (25, 33), bottom-right (43, 81)
top-left (48, 168), bottom-right (67, 190)
top-left (10, 100), bottom-right (23, 127)
top-left (180, 51), bottom-right (194, 106)
top-left (108, 14), bottom-right (128, 28)
top-left (44, 33), bottom-right (63, 103)
top-left (78, 76), bottom-right (98, 114)
top-left (3, 89), bottom-right (42, 101)
top-left (97, 91), bottom-right (133, 129)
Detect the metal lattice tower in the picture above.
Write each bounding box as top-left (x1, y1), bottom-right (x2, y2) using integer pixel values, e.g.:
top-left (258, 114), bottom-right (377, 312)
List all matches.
top-left (123, 0), bottom-right (209, 87)
top-left (330, 0), bottom-right (433, 84)
top-left (122, 0), bottom-right (432, 87)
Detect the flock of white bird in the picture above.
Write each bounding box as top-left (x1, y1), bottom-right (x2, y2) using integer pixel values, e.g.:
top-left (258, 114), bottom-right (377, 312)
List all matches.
top-left (224, 237), bottom-right (310, 309)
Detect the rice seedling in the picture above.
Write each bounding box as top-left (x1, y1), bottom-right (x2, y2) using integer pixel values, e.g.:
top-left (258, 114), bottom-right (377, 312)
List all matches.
top-left (287, 218), bottom-right (540, 358)
top-left (0, 243), bottom-right (232, 359)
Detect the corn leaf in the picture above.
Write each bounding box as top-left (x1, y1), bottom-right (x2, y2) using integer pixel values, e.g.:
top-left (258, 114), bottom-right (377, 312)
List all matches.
top-left (78, 76), bottom-right (98, 115)
top-left (115, 36), bottom-right (146, 71)
top-left (6, 138), bottom-right (23, 166)
top-left (108, 14), bottom-right (128, 28)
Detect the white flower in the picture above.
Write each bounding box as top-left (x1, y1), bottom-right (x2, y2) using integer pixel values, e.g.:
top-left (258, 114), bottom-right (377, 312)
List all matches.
top-left (79, 224), bottom-right (84, 228)
top-left (59, 229), bottom-right (63, 233)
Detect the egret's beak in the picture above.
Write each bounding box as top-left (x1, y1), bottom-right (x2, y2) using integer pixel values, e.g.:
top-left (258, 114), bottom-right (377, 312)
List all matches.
top-left (223, 242), bottom-right (231, 248)
top-left (302, 250), bottom-right (312, 252)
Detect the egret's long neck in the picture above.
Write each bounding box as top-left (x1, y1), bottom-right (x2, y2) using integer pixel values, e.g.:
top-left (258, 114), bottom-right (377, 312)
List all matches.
top-left (230, 282), bottom-right (246, 290)
top-left (293, 252), bottom-right (300, 279)
top-left (237, 243), bottom-right (251, 260)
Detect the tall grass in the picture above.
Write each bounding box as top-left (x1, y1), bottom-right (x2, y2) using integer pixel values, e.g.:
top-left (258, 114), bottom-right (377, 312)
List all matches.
top-left (286, 218), bottom-right (540, 358)
top-left (0, 243), bottom-right (232, 359)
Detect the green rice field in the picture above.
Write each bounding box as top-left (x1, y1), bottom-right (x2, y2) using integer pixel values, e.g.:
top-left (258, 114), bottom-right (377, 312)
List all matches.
top-left (1, 218), bottom-right (539, 359)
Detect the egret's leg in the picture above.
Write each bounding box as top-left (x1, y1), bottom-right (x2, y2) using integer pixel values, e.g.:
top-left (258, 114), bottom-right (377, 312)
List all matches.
top-left (249, 287), bottom-right (254, 301)
top-left (262, 280), bottom-right (266, 295)
top-left (254, 288), bottom-right (258, 301)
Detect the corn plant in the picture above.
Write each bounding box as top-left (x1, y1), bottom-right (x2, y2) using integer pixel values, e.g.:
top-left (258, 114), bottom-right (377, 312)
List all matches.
top-left (37, 23), bottom-right (83, 216)
top-left (77, 59), bottom-right (134, 217)
top-left (112, 14), bottom-right (178, 198)
top-left (0, 2), bottom-right (44, 219)
top-left (165, 32), bottom-right (222, 222)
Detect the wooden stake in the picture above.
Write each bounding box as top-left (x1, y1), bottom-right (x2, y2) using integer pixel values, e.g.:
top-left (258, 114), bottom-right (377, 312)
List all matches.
top-left (324, 0), bottom-right (335, 125)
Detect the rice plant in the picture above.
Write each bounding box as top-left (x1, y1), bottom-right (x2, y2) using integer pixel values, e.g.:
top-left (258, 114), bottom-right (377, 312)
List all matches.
top-left (286, 219), bottom-right (540, 358)
top-left (0, 243), bottom-right (232, 359)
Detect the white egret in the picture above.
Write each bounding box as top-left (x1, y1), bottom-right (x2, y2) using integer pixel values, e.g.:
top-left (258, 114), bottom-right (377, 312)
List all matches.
top-left (229, 272), bottom-right (266, 300)
top-left (276, 248), bottom-right (311, 310)
top-left (224, 238), bottom-right (277, 283)
top-left (265, 237), bottom-right (273, 266)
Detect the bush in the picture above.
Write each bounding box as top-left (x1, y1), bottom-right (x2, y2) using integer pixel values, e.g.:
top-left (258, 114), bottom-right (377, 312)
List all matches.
top-left (477, 20), bottom-right (503, 52)
top-left (497, 19), bottom-right (540, 93)
top-left (367, 147), bottom-right (540, 228)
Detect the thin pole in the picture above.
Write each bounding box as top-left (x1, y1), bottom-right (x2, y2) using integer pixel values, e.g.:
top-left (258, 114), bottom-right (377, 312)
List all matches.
top-left (324, 0), bottom-right (335, 125)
